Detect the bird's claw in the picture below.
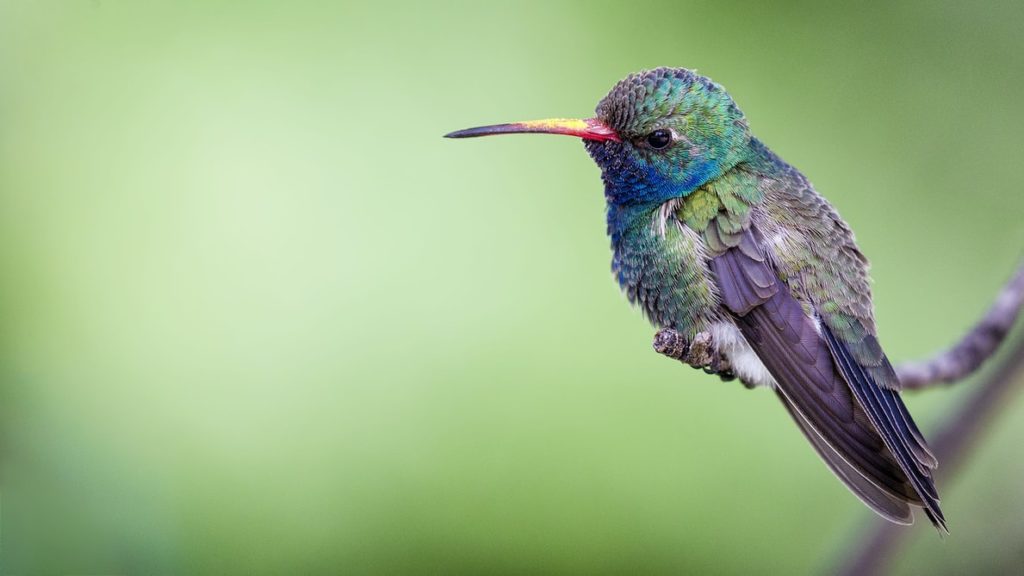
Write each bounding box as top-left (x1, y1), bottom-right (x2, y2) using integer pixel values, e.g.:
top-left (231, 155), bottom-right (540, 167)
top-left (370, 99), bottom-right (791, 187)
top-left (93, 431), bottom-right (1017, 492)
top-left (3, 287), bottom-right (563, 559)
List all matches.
top-left (653, 328), bottom-right (716, 368)
top-left (653, 327), bottom-right (745, 386)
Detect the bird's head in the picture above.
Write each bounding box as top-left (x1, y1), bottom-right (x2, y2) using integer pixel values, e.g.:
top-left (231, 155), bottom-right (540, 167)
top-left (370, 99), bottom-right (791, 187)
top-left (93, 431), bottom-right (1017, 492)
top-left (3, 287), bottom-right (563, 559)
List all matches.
top-left (446, 68), bottom-right (752, 206)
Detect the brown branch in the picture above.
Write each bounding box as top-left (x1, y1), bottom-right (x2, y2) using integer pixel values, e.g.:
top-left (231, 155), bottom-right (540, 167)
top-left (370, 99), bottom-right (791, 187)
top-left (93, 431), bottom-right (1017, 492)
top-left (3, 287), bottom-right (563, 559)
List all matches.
top-left (896, 262), bottom-right (1024, 389)
top-left (833, 329), bottom-right (1024, 576)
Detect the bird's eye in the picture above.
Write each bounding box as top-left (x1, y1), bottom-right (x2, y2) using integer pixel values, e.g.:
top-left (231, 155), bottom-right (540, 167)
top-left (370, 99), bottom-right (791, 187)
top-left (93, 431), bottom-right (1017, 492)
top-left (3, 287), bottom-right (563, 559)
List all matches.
top-left (645, 129), bottom-right (672, 149)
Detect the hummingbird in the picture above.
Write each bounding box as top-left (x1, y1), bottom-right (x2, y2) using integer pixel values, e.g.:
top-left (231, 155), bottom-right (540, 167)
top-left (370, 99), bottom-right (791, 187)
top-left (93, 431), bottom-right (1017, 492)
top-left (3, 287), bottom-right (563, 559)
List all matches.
top-left (446, 67), bottom-right (945, 531)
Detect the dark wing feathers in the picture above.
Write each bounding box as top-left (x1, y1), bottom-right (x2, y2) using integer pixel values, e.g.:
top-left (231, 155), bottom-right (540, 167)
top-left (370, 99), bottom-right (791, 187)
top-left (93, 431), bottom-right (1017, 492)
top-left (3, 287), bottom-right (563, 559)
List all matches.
top-left (823, 326), bottom-right (946, 530)
top-left (822, 319), bottom-right (938, 469)
top-left (710, 229), bottom-right (945, 530)
top-left (775, 389), bottom-right (913, 525)
top-left (713, 238), bottom-right (777, 314)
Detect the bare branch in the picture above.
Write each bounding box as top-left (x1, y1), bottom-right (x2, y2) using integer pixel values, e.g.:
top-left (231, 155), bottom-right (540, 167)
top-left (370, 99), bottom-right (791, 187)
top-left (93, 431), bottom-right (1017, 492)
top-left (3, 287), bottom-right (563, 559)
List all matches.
top-left (897, 262), bottom-right (1024, 389)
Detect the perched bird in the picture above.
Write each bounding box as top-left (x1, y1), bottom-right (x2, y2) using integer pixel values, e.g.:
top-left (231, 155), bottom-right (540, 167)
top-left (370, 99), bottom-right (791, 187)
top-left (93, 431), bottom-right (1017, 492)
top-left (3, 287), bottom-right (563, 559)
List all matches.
top-left (446, 67), bottom-right (945, 531)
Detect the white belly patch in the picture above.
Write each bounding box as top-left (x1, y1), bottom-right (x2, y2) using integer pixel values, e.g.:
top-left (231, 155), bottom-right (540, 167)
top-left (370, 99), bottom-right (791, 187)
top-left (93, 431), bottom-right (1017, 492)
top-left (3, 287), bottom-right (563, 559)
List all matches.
top-left (709, 321), bottom-right (777, 388)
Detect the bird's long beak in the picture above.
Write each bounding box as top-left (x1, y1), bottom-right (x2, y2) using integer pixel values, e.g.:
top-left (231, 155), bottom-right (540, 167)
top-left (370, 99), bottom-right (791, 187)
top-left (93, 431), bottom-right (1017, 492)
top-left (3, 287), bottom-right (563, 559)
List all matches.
top-left (445, 117), bottom-right (619, 142)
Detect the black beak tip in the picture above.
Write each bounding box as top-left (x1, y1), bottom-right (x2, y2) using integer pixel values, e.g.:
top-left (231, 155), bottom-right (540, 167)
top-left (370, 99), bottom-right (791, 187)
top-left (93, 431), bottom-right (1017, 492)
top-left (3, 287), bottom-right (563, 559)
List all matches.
top-left (444, 129), bottom-right (473, 139)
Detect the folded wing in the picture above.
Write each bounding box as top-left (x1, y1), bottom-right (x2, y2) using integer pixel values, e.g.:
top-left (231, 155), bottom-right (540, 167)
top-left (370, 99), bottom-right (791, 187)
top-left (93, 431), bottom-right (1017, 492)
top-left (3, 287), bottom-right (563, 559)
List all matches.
top-left (709, 227), bottom-right (945, 530)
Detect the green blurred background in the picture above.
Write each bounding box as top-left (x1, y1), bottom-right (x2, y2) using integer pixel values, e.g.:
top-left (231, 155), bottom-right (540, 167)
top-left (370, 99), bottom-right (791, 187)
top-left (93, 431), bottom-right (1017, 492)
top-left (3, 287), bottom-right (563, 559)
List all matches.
top-left (2, 1), bottom-right (1023, 574)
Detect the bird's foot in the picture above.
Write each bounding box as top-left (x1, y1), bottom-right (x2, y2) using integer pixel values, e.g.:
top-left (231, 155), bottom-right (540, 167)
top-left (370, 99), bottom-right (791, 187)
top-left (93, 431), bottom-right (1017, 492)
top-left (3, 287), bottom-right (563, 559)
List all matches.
top-left (653, 328), bottom-right (753, 388)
